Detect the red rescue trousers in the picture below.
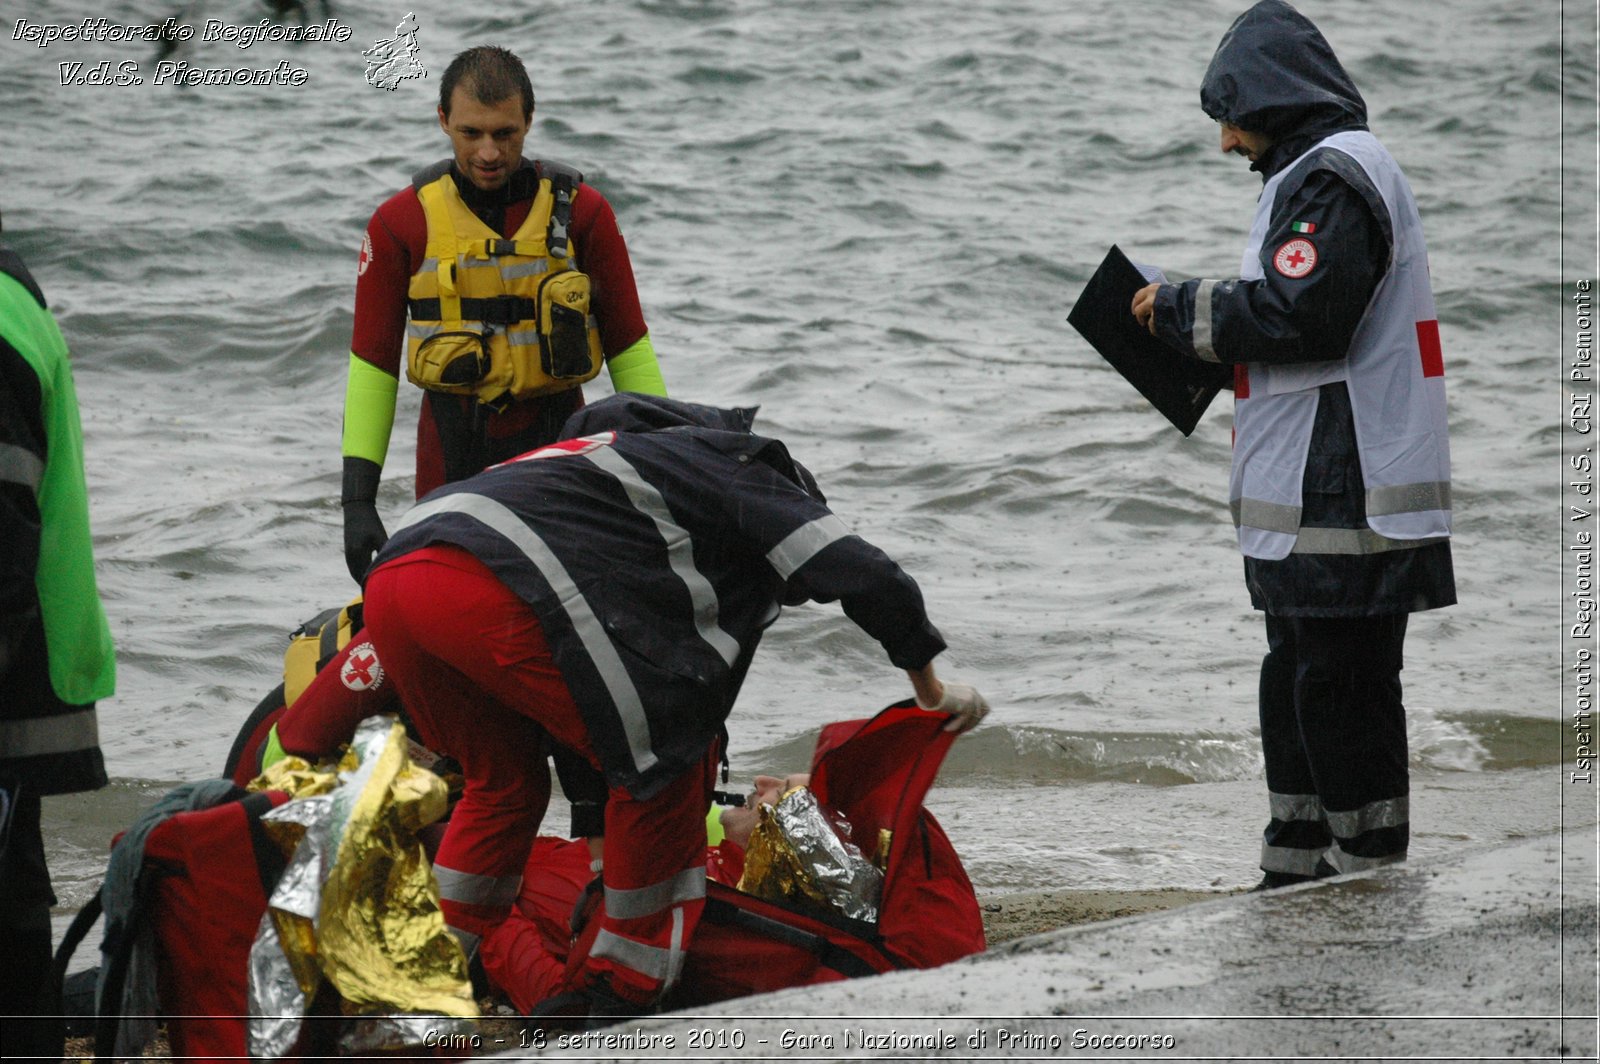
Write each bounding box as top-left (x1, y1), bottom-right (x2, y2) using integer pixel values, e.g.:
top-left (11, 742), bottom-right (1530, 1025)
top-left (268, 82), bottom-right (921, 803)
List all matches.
top-left (363, 545), bottom-right (714, 1003)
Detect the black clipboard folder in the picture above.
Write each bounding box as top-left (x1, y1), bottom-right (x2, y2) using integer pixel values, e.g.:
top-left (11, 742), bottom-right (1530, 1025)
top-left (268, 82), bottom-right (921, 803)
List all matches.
top-left (1067, 245), bottom-right (1231, 437)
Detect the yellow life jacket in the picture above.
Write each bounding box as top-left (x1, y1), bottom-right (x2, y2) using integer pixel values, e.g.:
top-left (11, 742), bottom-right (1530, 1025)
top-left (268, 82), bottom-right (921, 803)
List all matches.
top-left (282, 597), bottom-right (363, 707)
top-left (404, 158), bottom-right (604, 410)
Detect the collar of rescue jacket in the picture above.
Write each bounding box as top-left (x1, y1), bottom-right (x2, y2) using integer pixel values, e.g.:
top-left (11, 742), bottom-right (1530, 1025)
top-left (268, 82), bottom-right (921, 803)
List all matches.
top-left (561, 393), bottom-right (758, 437)
top-left (559, 393), bottom-right (827, 503)
top-left (449, 156), bottom-right (541, 211)
top-left (1201, 0), bottom-right (1368, 178)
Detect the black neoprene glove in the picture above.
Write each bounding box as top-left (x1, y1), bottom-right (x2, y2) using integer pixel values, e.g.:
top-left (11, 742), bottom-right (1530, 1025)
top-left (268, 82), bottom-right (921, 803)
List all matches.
top-left (341, 456), bottom-right (388, 584)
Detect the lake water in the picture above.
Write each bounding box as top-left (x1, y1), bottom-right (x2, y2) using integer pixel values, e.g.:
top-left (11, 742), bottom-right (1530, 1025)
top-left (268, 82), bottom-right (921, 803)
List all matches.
top-left (2, 0), bottom-right (1591, 937)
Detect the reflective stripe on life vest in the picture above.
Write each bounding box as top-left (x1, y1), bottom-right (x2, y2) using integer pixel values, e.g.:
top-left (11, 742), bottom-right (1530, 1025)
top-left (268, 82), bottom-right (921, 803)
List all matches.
top-left (1367, 480), bottom-right (1450, 519)
top-left (1231, 498), bottom-right (1449, 555)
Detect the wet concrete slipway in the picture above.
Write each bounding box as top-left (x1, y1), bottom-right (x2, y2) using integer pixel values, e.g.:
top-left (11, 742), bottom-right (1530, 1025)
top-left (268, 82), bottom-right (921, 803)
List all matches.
top-left (508, 828), bottom-right (1598, 1062)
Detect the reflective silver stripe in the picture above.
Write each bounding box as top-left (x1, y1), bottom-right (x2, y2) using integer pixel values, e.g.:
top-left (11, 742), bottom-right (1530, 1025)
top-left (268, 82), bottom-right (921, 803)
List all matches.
top-left (1268, 792), bottom-right (1325, 823)
top-left (1291, 529), bottom-right (1447, 556)
top-left (1325, 795), bottom-right (1409, 840)
top-left (667, 904), bottom-right (686, 989)
top-left (1324, 842), bottom-right (1405, 874)
top-left (1232, 497), bottom-right (1301, 534)
top-left (583, 448), bottom-right (741, 668)
top-left (0, 443), bottom-right (44, 493)
top-left (1260, 841), bottom-right (1324, 877)
top-left (1192, 279), bottom-right (1221, 363)
top-left (406, 322), bottom-right (449, 340)
top-left (505, 329), bottom-right (540, 347)
top-left (1367, 481), bottom-right (1451, 517)
top-left (0, 709), bottom-right (98, 759)
top-left (397, 493), bottom-right (659, 776)
top-left (418, 256), bottom-right (439, 275)
top-left (499, 257), bottom-right (550, 279)
top-left (604, 867), bottom-right (706, 921)
top-left (766, 515), bottom-right (851, 580)
top-left (592, 929), bottom-right (674, 981)
top-left (447, 926), bottom-right (482, 957)
top-left (433, 865), bottom-right (521, 909)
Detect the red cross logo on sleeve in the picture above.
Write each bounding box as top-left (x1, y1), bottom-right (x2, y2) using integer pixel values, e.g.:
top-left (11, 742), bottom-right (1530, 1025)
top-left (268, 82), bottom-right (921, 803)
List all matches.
top-left (1273, 238), bottom-right (1318, 279)
top-left (340, 642), bottom-right (385, 691)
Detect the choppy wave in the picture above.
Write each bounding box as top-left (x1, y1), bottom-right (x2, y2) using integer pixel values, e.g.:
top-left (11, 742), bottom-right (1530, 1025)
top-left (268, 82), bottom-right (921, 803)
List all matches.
top-left (738, 709), bottom-right (1558, 792)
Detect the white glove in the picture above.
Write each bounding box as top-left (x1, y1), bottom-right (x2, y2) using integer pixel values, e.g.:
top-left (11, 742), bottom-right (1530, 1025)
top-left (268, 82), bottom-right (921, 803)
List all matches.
top-left (917, 680), bottom-right (990, 734)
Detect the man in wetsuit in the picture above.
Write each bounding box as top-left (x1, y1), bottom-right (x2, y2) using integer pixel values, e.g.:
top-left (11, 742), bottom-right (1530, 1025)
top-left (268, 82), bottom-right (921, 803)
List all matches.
top-left (341, 45), bottom-right (667, 582)
top-left (1131, 0), bottom-right (1455, 887)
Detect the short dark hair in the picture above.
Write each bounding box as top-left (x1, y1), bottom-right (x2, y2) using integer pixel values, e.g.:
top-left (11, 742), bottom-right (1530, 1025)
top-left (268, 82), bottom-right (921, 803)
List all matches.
top-left (439, 46), bottom-right (534, 120)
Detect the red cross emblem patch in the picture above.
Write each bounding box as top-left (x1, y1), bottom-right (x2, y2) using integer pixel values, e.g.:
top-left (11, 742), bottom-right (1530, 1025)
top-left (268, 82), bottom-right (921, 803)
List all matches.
top-left (1273, 238), bottom-right (1318, 279)
top-left (341, 641), bottom-right (385, 692)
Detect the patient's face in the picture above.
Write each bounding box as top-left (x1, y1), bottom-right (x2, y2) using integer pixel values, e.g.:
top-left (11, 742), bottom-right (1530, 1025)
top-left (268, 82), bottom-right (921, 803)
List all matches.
top-left (719, 772), bottom-right (811, 849)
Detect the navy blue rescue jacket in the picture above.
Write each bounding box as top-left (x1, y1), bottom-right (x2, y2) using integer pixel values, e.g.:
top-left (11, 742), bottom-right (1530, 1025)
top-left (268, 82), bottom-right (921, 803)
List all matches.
top-left (373, 394), bottom-right (947, 797)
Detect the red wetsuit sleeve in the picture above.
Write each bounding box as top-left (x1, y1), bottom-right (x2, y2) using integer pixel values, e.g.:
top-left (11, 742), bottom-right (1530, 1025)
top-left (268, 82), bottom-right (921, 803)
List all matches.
top-left (350, 188), bottom-right (427, 376)
top-left (571, 184), bottom-right (649, 357)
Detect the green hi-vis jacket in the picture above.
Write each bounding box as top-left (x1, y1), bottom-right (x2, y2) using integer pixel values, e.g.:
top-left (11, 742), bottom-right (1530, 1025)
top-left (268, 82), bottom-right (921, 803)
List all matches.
top-left (0, 248), bottom-right (112, 793)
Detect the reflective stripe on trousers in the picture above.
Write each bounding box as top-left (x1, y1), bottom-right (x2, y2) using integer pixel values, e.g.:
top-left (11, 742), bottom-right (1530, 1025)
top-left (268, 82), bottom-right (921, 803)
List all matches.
top-left (435, 865), bottom-right (524, 959)
top-left (586, 744), bottom-right (717, 1003)
top-left (1260, 791), bottom-right (1409, 876)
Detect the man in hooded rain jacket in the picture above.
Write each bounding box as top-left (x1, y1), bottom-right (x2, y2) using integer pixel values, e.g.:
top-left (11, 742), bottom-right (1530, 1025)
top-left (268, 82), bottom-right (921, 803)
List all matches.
top-left (1131, 0), bottom-right (1455, 888)
top-left (355, 393), bottom-right (989, 1009)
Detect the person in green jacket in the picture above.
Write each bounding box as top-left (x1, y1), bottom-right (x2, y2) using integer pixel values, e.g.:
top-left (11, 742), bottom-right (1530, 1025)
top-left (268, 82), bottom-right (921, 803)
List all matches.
top-left (0, 211), bottom-right (115, 1058)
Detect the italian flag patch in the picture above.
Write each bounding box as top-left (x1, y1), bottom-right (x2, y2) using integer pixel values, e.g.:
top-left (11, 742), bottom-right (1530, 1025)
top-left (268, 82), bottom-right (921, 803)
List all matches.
top-left (1290, 221), bottom-right (1317, 234)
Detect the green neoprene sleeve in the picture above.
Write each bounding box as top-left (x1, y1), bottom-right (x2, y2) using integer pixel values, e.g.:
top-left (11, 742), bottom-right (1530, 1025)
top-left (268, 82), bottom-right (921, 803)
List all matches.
top-left (341, 353), bottom-right (399, 466)
top-left (261, 723), bottom-right (289, 772)
top-left (705, 803), bottom-right (726, 847)
top-left (605, 333), bottom-right (667, 396)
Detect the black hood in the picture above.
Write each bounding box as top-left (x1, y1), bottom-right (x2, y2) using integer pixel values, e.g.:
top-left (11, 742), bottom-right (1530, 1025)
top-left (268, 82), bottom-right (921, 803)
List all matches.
top-left (559, 393), bottom-right (825, 503)
top-left (1200, 1), bottom-right (1366, 145)
top-left (559, 393), bottom-right (759, 438)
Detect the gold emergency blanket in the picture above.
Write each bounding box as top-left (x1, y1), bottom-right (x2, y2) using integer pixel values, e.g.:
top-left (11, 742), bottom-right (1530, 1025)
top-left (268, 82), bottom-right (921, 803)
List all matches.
top-left (737, 786), bottom-right (883, 923)
top-left (246, 716), bottom-right (477, 1058)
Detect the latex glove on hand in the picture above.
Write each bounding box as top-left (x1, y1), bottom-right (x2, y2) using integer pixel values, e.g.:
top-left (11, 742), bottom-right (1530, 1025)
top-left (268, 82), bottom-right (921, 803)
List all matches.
top-left (917, 680), bottom-right (990, 734)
